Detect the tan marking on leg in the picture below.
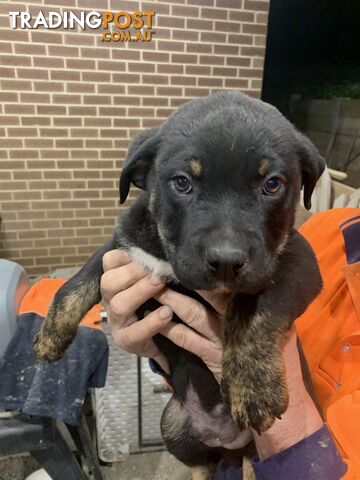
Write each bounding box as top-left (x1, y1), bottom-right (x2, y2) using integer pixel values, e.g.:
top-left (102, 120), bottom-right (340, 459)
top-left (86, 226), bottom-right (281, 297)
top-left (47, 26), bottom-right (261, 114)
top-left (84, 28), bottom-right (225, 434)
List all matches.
top-left (222, 310), bottom-right (289, 432)
top-left (34, 279), bottom-right (99, 362)
top-left (189, 465), bottom-right (216, 480)
top-left (242, 457), bottom-right (256, 480)
top-left (190, 159), bottom-right (202, 177)
top-left (258, 158), bottom-right (269, 176)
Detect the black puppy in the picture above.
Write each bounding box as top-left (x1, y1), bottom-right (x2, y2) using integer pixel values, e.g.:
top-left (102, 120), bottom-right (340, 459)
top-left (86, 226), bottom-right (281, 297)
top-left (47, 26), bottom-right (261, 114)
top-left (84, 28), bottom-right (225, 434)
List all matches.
top-left (34, 91), bottom-right (324, 478)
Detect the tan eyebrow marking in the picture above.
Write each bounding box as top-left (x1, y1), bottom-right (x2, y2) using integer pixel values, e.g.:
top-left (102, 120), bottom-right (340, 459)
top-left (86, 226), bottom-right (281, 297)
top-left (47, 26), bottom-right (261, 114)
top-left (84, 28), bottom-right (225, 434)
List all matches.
top-left (190, 159), bottom-right (202, 177)
top-left (258, 158), bottom-right (270, 176)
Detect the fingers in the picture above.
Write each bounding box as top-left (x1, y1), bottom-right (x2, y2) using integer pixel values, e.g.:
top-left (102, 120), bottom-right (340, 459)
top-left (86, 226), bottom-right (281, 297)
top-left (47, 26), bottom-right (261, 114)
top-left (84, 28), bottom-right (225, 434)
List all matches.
top-left (196, 289), bottom-right (231, 316)
top-left (111, 306), bottom-right (173, 352)
top-left (155, 289), bottom-right (221, 343)
top-left (101, 261), bottom-right (150, 303)
top-left (102, 249), bottom-right (131, 272)
top-left (160, 320), bottom-right (210, 353)
top-left (160, 320), bottom-right (222, 369)
top-left (108, 275), bottom-right (166, 324)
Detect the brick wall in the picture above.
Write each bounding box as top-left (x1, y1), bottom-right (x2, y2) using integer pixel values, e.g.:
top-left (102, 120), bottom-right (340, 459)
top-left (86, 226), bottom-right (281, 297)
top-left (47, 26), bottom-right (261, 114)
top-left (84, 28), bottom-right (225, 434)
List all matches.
top-left (0, 0), bottom-right (269, 276)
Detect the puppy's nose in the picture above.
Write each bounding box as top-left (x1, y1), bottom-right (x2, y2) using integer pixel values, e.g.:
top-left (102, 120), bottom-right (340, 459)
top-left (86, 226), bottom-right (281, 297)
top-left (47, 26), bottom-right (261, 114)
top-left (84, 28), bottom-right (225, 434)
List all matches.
top-left (205, 246), bottom-right (246, 280)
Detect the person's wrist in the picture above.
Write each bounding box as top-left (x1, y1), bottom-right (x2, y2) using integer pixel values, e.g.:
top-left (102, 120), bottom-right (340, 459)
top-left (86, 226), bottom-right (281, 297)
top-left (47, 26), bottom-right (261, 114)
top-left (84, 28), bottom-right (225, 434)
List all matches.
top-left (252, 387), bottom-right (323, 460)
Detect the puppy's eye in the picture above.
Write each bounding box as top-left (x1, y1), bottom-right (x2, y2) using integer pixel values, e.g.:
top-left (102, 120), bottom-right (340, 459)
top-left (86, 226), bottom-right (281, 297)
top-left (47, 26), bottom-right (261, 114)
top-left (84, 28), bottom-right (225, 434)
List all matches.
top-left (262, 177), bottom-right (284, 195)
top-left (171, 176), bottom-right (192, 194)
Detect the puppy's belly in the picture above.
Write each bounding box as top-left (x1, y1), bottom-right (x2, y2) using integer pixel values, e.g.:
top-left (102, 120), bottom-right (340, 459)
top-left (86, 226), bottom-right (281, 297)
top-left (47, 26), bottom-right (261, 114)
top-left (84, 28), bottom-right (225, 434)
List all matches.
top-left (184, 384), bottom-right (252, 449)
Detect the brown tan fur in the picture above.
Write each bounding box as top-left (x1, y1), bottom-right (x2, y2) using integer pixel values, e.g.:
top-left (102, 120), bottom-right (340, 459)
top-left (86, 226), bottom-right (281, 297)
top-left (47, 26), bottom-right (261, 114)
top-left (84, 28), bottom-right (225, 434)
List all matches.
top-left (190, 159), bottom-right (202, 177)
top-left (33, 280), bottom-right (100, 362)
top-left (189, 465), bottom-right (216, 480)
top-left (242, 457), bottom-right (256, 480)
top-left (221, 309), bottom-right (288, 433)
top-left (258, 158), bottom-right (269, 176)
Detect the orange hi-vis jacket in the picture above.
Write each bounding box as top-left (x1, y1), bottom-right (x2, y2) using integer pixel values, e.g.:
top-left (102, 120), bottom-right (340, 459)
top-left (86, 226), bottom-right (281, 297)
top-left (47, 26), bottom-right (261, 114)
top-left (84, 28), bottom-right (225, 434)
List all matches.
top-left (296, 208), bottom-right (360, 479)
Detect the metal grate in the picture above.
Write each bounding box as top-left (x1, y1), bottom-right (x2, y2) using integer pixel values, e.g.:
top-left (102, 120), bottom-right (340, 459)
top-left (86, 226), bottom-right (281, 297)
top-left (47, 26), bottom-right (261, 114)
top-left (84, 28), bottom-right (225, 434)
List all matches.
top-left (94, 326), bottom-right (171, 462)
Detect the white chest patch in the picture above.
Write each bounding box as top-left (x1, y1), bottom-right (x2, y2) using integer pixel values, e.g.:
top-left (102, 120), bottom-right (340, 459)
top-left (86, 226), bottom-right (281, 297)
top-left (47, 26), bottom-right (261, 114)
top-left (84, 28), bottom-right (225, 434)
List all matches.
top-left (127, 246), bottom-right (178, 283)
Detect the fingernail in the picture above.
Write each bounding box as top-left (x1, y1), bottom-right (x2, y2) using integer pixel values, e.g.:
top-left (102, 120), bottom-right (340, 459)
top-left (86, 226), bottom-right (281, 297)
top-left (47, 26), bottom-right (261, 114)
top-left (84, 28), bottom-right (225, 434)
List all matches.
top-left (150, 275), bottom-right (163, 286)
top-left (159, 305), bottom-right (172, 320)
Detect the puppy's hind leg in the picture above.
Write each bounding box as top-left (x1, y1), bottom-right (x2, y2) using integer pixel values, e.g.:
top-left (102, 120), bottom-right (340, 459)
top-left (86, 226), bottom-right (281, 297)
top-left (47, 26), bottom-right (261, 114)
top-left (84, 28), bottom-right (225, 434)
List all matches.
top-left (33, 240), bottom-right (113, 362)
top-left (242, 457), bottom-right (255, 480)
top-left (190, 465), bottom-right (216, 480)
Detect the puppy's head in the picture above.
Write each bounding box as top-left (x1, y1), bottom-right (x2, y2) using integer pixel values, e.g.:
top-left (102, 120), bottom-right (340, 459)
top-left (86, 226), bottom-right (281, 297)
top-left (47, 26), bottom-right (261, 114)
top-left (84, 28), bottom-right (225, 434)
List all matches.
top-left (120, 91), bottom-right (324, 293)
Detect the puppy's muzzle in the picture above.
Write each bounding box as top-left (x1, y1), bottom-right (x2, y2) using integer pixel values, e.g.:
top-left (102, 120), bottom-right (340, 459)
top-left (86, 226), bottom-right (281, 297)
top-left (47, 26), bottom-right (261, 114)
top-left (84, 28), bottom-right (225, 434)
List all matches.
top-left (204, 245), bottom-right (246, 283)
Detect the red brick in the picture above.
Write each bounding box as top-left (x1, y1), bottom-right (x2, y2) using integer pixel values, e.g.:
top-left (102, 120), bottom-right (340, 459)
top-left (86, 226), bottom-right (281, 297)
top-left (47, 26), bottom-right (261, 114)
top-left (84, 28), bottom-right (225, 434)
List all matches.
top-left (8, 128), bottom-right (37, 137)
top-left (158, 16), bottom-right (185, 28)
top-left (172, 5), bottom-right (200, 17)
top-left (0, 116), bottom-right (18, 125)
top-left (186, 43), bottom-right (212, 54)
top-left (201, 7), bottom-right (227, 19)
top-left (31, 31), bottom-right (63, 44)
top-left (244, 0), bottom-right (269, 12)
top-left (187, 18), bottom-right (213, 30)
top-left (242, 22), bottom-right (267, 34)
top-left (173, 29), bottom-right (199, 42)
top-left (82, 71), bottom-right (111, 82)
top-left (172, 53), bottom-right (197, 64)
top-left (51, 70), bottom-right (81, 81)
top-left (67, 83), bottom-right (95, 93)
top-left (200, 55), bottom-right (225, 65)
top-left (40, 128), bottom-right (69, 137)
top-left (228, 34), bottom-right (254, 45)
top-left (1, 80), bottom-right (32, 91)
top-left (22, 117), bottom-right (51, 126)
top-left (65, 34), bottom-right (95, 46)
top-left (0, 42), bottom-right (12, 53)
top-left (83, 95), bottom-right (111, 105)
top-left (241, 46), bottom-right (266, 57)
top-left (0, 68), bottom-right (15, 78)
top-left (98, 60), bottom-right (127, 72)
top-left (17, 68), bottom-right (49, 80)
top-left (1, 55), bottom-right (31, 67)
top-left (53, 94), bottom-right (82, 104)
top-left (66, 59), bottom-right (96, 70)
top-left (33, 57), bottom-right (65, 68)
top-left (34, 81), bottom-right (64, 92)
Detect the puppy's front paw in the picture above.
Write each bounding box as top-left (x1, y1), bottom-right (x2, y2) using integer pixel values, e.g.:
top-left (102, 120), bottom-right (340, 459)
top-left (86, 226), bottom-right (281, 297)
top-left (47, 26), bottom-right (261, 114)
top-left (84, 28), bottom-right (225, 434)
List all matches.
top-left (228, 381), bottom-right (288, 434)
top-left (221, 351), bottom-right (289, 433)
top-left (33, 330), bottom-right (69, 362)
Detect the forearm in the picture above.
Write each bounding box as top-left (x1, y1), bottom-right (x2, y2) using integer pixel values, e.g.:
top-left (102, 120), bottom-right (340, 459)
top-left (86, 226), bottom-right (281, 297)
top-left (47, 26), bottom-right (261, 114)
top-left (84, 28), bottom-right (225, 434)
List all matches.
top-left (251, 424), bottom-right (347, 480)
top-left (214, 425), bottom-right (347, 480)
top-left (253, 387), bottom-right (323, 460)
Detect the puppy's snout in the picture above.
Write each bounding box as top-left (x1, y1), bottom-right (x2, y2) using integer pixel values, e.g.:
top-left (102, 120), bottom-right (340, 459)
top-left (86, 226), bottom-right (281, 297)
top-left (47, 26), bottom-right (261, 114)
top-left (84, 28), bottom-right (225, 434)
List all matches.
top-left (205, 246), bottom-right (246, 281)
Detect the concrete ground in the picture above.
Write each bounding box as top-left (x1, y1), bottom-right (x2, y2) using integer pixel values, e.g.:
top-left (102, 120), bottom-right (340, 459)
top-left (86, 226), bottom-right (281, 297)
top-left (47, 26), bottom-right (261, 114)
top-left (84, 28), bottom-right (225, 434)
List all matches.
top-left (0, 451), bottom-right (189, 480)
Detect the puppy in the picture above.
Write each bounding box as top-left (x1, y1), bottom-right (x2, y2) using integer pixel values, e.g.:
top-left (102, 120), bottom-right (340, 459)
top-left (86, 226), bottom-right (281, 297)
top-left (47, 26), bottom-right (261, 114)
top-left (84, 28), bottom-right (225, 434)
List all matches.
top-left (34, 91), bottom-right (324, 478)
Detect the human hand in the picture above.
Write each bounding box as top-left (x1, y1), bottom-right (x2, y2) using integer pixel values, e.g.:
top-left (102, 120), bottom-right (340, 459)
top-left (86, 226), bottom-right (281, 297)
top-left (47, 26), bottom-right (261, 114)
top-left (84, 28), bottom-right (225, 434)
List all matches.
top-left (102, 251), bottom-right (323, 457)
top-left (101, 249), bottom-right (173, 373)
top-left (252, 327), bottom-right (323, 459)
top-left (152, 291), bottom-right (323, 457)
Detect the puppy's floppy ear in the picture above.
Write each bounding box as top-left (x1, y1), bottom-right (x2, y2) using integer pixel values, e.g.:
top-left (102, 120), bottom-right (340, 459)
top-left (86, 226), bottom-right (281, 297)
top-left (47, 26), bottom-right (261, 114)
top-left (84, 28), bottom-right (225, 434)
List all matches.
top-left (295, 131), bottom-right (325, 210)
top-left (119, 126), bottom-right (161, 204)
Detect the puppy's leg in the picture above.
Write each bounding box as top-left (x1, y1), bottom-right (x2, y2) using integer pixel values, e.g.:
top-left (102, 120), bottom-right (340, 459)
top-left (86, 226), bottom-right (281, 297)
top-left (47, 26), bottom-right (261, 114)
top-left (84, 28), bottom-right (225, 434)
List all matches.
top-left (161, 396), bottom-right (219, 479)
top-left (221, 231), bottom-right (322, 433)
top-left (222, 303), bottom-right (287, 434)
top-left (33, 240), bottom-right (113, 362)
top-left (242, 457), bottom-right (255, 480)
top-left (189, 465), bottom-right (216, 480)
